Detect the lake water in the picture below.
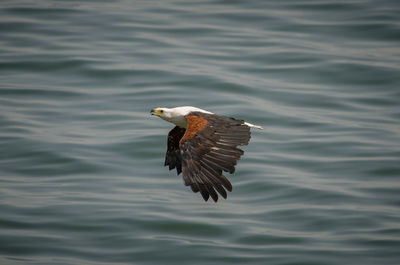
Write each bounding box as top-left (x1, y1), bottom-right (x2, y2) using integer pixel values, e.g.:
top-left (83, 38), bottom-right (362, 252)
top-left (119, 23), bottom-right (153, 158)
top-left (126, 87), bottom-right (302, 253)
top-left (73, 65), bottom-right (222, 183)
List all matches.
top-left (1, 1), bottom-right (400, 264)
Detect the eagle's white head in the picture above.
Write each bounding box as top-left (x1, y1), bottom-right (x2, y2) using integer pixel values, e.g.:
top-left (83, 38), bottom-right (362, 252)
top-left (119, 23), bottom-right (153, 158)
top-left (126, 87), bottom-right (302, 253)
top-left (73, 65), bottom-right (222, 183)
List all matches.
top-left (150, 106), bottom-right (212, 128)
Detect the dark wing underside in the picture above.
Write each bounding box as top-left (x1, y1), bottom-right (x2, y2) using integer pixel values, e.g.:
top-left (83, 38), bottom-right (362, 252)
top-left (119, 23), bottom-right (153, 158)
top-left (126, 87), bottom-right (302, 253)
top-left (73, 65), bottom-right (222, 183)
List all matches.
top-left (165, 126), bottom-right (186, 175)
top-left (179, 112), bottom-right (251, 202)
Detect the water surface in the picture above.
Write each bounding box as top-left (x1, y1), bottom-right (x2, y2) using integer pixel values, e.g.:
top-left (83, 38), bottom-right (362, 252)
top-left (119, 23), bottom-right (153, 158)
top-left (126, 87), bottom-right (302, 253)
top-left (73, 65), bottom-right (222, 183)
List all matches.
top-left (1, 0), bottom-right (400, 264)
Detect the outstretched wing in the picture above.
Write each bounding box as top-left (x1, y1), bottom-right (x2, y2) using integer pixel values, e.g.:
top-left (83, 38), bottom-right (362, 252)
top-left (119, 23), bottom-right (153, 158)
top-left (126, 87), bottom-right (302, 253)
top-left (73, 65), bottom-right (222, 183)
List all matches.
top-left (165, 126), bottom-right (186, 175)
top-left (179, 112), bottom-right (251, 202)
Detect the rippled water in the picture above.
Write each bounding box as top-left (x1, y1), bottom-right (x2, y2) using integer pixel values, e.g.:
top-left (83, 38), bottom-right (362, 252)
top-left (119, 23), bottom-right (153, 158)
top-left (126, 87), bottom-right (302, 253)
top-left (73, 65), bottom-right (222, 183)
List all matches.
top-left (1, 0), bottom-right (400, 264)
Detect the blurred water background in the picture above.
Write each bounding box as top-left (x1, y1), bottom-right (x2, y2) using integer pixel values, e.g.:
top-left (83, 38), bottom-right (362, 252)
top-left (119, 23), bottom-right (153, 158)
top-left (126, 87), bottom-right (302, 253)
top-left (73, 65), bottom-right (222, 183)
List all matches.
top-left (1, 0), bottom-right (400, 264)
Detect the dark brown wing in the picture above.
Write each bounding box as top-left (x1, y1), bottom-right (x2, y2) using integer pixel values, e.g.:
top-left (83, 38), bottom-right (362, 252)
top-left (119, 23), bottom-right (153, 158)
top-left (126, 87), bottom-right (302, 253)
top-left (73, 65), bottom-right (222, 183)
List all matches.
top-left (179, 112), bottom-right (251, 202)
top-left (165, 126), bottom-right (186, 174)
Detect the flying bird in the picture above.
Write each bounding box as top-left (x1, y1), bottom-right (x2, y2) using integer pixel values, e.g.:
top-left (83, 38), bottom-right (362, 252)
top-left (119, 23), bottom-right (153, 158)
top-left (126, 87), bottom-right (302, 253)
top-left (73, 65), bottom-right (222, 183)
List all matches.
top-left (151, 106), bottom-right (262, 202)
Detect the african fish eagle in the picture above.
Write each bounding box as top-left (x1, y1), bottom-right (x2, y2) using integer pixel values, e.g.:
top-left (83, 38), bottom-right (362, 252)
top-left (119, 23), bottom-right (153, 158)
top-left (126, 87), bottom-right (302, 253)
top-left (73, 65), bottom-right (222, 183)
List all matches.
top-left (151, 106), bottom-right (262, 202)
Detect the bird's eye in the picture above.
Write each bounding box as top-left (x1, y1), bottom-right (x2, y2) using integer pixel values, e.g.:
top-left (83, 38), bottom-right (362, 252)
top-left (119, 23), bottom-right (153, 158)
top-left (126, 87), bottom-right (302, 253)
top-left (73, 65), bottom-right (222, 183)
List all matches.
top-left (160, 110), bottom-right (164, 113)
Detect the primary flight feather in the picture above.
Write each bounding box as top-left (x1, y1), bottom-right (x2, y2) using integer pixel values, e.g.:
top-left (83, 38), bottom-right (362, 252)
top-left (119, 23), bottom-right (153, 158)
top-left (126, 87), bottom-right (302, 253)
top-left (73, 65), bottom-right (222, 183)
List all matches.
top-left (151, 106), bottom-right (262, 202)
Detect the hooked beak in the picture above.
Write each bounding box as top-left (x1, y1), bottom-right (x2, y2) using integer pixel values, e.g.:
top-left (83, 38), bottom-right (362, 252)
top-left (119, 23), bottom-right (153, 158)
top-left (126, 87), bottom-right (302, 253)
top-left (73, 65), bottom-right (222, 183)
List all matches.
top-left (150, 108), bottom-right (160, 116)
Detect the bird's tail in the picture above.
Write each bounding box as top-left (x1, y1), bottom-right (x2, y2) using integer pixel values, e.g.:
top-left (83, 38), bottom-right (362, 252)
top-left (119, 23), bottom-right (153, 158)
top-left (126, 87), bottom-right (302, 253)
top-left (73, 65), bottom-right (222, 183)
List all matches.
top-left (244, 122), bottom-right (263, 130)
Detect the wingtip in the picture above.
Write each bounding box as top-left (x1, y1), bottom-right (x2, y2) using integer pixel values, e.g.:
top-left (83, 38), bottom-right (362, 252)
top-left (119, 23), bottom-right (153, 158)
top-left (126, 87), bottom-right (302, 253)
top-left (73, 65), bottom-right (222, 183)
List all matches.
top-left (201, 192), bottom-right (210, 202)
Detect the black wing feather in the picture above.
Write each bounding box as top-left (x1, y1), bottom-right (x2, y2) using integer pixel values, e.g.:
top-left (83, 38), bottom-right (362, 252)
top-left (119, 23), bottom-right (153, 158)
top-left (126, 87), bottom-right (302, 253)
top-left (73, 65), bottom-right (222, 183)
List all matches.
top-left (180, 112), bottom-right (250, 202)
top-left (164, 126), bottom-right (186, 174)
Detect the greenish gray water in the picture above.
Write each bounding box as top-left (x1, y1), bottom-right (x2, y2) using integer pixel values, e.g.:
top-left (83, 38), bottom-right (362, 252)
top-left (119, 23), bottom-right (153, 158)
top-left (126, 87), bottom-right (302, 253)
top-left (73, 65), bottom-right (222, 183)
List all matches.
top-left (1, 0), bottom-right (400, 264)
